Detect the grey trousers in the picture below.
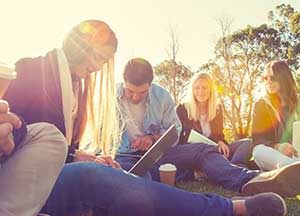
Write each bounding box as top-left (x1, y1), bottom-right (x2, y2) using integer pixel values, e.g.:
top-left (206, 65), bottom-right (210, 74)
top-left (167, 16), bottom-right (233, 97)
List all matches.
top-left (0, 123), bottom-right (68, 216)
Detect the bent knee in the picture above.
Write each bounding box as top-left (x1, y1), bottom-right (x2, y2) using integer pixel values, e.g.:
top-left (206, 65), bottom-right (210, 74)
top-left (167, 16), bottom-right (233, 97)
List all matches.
top-left (27, 123), bottom-right (68, 160)
top-left (252, 144), bottom-right (266, 161)
top-left (239, 138), bottom-right (253, 146)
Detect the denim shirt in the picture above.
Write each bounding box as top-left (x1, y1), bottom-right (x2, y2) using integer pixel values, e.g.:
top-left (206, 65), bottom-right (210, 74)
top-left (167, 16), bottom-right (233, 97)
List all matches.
top-left (116, 83), bottom-right (181, 153)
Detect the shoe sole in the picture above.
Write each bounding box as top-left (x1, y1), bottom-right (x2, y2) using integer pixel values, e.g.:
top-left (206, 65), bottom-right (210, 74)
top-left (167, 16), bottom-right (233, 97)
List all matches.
top-left (273, 193), bottom-right (288, 216)
top-left (242, 162), bottom-right (300, 197)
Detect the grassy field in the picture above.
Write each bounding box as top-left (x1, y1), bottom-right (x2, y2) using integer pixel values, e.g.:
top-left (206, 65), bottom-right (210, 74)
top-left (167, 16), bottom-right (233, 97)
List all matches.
top-left (85, 180), bottom-right (300, 216)
top-left (176, 181), bottom-right (300, 216)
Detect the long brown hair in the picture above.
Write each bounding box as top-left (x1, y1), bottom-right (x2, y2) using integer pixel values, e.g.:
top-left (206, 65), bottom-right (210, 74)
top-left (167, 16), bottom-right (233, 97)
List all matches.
top-left (265, 60), bottom-right (298, 115)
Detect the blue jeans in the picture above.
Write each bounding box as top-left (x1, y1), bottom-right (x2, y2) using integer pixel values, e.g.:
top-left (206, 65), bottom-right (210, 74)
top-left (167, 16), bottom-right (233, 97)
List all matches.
top-left (41, 162), bottom-right (233, 216)
top-left (228, 138), bottom-right (253, 166)
top-left (116, 143), bottom-right (259, 191)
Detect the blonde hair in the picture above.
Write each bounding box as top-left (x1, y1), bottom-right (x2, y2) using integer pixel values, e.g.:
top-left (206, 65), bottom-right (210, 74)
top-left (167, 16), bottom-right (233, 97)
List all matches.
top-left (64, 20), bottom-right (121, 157)
top-left (73, 57), bottom-right (122, 158)
top-left (184, 72), bottom-right (217, 122)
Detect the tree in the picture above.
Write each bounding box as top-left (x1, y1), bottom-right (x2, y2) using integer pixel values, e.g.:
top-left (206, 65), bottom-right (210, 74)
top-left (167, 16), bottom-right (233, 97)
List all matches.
top-left (200, 20), bottom-right (284, 139)
top-left (267, 4), bottom-right (300, 87)
top-left (198, 4), bottom-right (300, 140)
top-left (154, 60), bottom-right (192, 104)
top-left (268, 4), bottom-right (300, 70)
top-left (154, 25), bottom-right (193, 104)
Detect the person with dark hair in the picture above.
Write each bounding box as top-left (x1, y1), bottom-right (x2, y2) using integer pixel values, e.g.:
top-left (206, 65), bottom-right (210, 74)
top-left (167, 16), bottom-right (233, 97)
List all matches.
top-left (123, 58), bottom-right (154, 85)
top-left (116, 57), bottom-right (300, 198)
top-left (2, 21), bottom-right (291, 216)
top-left (252, 60), bottom-right (300, 171)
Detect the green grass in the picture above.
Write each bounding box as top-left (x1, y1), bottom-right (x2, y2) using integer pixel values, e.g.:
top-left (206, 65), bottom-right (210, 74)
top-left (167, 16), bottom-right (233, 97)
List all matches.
top-left (176, 180), bottom-right (300, 216)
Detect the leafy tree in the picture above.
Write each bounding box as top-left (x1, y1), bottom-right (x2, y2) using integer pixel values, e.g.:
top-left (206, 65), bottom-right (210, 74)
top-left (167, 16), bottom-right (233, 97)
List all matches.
top-left (200, 20), bottom-right (284, 139)
top-left (154, 60), bottom-right (192, 104)
top-left (268, 3), bottom-right (300, 70)
top-left (267, 4), bottom-right (300, 88)
top-left (199, 4), bottom-right (300, 140)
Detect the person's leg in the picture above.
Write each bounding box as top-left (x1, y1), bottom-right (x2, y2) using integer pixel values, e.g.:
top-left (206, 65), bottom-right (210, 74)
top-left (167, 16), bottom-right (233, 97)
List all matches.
top-left (253, 145), bottom-right (300, 171)
top-left (228, 138), bottom-right (253, 166)
top-left (41, 162), bottom-right (234, 216)
top-left (0, 123), bottom-right (67, 216)
top-left (150, 143), bottom-right (259, 191)
top-left (241, 161), bottom-right (300, 197)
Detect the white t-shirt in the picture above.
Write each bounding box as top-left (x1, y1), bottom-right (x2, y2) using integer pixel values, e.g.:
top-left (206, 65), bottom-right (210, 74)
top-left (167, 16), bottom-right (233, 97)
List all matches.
top-left (122, 97), bottom-right (147, 144)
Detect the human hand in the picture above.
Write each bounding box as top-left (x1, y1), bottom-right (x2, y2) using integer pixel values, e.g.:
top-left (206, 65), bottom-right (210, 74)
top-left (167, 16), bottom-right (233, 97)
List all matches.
top-left (218, 141), bottom-right (230, 158)
top-left (0, 100), bottom-right (22, 129)
top-left (74, 150), bottom-right (122, 169)
top-left (131, 135), bottom-right (154, 151)
top-left (0, 100), bottom-right (21, 156)
top-left (274, 142), bottom-right (298, 158)
top-left (98, 155), bottom-right (122, 169)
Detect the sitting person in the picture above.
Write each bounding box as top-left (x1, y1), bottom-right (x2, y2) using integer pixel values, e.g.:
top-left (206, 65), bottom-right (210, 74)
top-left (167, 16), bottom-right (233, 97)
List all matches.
top-left (115, 57), bottom-right (300, 198)
top-left (177, 72), bottom-right (252, 167)
top-left (0, 63), bottom-right (67, 216)
top-left (2, 20), bottom-right (289, 216)
top-left (252, 60), bottom-right (300, 171)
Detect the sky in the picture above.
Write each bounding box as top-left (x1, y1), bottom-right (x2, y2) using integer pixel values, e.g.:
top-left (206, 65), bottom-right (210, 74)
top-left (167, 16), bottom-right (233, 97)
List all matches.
top-left (0, 0), bottom-right (299, 81)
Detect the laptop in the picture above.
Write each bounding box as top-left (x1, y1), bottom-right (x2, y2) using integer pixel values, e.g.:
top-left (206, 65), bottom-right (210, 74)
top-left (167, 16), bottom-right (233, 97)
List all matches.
top-left (128, 124), bottom-right (178, 176)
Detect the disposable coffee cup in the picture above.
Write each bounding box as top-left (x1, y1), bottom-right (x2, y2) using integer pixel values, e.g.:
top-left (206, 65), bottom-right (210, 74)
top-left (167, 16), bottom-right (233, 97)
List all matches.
top-left (159, 163), bottom-right (177, 186)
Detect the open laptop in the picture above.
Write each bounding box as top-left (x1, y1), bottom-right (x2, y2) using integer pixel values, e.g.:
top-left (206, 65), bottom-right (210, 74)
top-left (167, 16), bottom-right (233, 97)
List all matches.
top-left (128, 124), bottom-right (178, 176)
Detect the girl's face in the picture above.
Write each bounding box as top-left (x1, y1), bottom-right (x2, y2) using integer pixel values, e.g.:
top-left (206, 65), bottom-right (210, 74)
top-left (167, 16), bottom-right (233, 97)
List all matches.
top-left (193, 78), bottom-right (211, 104)
top-left (72, 45), bottom-right (116, 79)
top-left (263, 68), bottom-right (280, 94)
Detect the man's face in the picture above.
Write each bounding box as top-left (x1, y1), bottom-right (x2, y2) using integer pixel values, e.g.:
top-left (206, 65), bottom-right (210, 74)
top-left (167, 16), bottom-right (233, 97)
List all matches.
top-left (124, 81), bottom-right (150, 104)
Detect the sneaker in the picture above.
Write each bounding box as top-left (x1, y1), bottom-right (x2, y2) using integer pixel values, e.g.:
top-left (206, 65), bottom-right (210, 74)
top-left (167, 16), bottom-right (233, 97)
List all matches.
top-left (241, 161), bottom-right (300, 197)
top-left (232, 192), bottom-right (287, 216)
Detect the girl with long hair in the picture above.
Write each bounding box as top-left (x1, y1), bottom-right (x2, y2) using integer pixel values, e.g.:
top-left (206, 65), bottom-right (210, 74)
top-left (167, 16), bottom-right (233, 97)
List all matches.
top-left (177, 72), bottom-right (252, 167)
top-left (252, 60), bottom-right (300, 171)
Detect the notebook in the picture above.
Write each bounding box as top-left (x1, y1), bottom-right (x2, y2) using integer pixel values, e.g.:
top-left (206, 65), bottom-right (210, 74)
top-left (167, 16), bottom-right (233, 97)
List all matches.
top-left (128, 124), bottom-right (178, 176)
top-left (188, 129), bottom-right (218, 146)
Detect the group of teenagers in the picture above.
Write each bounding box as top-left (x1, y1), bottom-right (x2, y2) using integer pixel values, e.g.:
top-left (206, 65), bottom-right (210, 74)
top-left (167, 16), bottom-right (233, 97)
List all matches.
top-left (1, 19), bottom-right (300, 216)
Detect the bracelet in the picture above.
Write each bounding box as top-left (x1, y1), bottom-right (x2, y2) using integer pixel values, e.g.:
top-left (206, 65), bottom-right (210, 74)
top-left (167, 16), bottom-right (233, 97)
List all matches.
top-left (66, 145), bottom-right (77, 163)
